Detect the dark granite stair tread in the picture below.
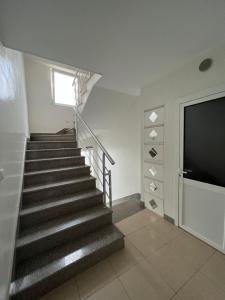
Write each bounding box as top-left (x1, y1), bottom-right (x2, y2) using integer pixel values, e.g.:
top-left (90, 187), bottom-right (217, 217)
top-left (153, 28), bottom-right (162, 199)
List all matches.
top-left (11, 129), bottom-right (125, 299)
top-left (22, 188), bottom-right (102, 209)
top-left (20, 189), bottom-right (103, 215)
top-left (30, 134), bottom-right (75, 137)
top-left (26, 147), bottom-right (81, 152)
top-left (30, 133), bottom-right (74, 135)
top-left (17, 205), bottom-right (111, 244)
top-left (11, 225), bottom-right (124, 292)
top-left (24, 165), bottom-right (89, 176)
top-left (31, 133), bottom-right (60, 135)
top-left (28, 140), bottom-right (76, 143)
top-left (25, 155), bottom-right (83, 163)
top-left (23, 176), bottom-right (95, 194)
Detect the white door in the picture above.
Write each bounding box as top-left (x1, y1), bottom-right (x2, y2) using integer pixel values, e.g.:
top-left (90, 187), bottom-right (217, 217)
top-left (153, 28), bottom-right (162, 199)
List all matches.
top-left (179, 92), bottom-right (225, 253)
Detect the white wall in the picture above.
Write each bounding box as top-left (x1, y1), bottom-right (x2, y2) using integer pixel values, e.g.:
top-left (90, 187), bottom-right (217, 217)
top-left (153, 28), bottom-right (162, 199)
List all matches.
top-left (24, 56), bottom-right (74, 133)
top-left (82, 87), bottom-right (141, 200)
top-left (140, 44), bottom-right (225, 223)
top-left (0, 44), bottom-right (29, 300)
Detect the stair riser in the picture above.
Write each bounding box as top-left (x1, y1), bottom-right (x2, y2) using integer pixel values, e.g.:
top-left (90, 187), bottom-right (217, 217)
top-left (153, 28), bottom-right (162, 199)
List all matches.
top-left (23, 180), bottom-right (96, 205)
top-left (27, 142), bottom-right (77, 150)
top-left (26, 148), bottom-right (81, 160)
top-left (12, 238), bottom-right (124, 300)
top-left (24, 167), bottom-right (90, 188)
top-left (16, 212), bottom-right (112, 263)
top-left (20, 194), bottom-right (103, 229)
top-left (25, 157), bottom-right (85, 172)
top-left (30, 135), bottom-right (76, 141)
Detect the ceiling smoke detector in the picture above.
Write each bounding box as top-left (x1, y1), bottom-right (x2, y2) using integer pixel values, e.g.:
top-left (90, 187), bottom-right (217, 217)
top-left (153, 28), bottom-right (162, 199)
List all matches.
top-left (199, 58), bottom-right (213, 72)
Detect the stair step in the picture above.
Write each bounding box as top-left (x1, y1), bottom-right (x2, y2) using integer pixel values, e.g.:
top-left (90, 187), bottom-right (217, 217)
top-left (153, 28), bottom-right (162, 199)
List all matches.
top-left (22, 176), bottom-right (96, 205)
top-left (27, 141), bottom-right (77, 150)
top-left (11, 225), bottom-right (124, 300)
top-left (25, 156), bottom-right (85, 172)
top-left (20, 189), bottom-right (103, 228)
top-left (26, 148), bottom-right (81, 160)
top-left (24, 165), bottom-right (90, 187)
top-left (30, 134), bottom-right (76, 141)
top-left (16, 206), bottom-right (112, 263)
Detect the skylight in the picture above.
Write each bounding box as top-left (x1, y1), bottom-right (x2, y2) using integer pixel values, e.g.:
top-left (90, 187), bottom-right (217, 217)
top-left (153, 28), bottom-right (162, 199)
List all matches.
top-left (52, 69), bottom-right (75, 106)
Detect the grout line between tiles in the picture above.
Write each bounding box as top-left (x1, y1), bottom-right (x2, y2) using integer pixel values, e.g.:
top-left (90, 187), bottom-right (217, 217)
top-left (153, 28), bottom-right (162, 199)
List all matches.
top-left (74, 277), bottom-right (81, 300)
top-left (197, 250), bottom-right (225, 293)
top-left (117, 276), bottom-right (132, 300)
top-left (171, 249), bottom-right (216, 297)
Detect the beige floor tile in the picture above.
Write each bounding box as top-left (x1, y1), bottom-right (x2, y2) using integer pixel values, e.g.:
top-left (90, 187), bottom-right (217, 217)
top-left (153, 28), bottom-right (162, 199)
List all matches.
top-left (127, 226), bottom-right (170, 256)
top-left (178, 272), bottom-right (225, 300)
top-left (147, 242), bottom-right (197, 291)
top-left (145, 217), bottom-right (182, 237)
top-left (115, 218), bottom-right (143, 235)
top-left (119, 259), bottom-right (174, 300)
top-left (135, 208), bottom-right (161, 223)
top-left (109, 238), bottom-right (143, 275)
top-left (39, 279), bottom-right (79, 300)
top-left (146, 222), bottom-right (182, 245)
top-left (76, 259), bottom-right (116, 299)
top-left (168, 232), bottom-right (215, 269)
top-left (200, 251), bottom-right (225, 291)
top-left (85, 279), bottom-right (129, 300)
top-left (116, 209), bottom-right (153, 235)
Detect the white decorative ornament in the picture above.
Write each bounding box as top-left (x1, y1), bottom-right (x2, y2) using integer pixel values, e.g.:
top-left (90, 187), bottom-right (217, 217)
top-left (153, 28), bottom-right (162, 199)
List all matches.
top-left (149, 111), bottom-right (158, 123)
top-left (149, 129), bottom-right (158, 140)
top-left (150, 182), bottom-right (157, 192)
top-left (149, 167), bottom-right (157, 177)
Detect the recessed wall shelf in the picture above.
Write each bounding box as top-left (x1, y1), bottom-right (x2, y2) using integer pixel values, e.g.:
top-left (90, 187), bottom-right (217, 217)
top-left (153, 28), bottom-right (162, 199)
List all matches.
top-left (143, 105), bottom-right (165, 216)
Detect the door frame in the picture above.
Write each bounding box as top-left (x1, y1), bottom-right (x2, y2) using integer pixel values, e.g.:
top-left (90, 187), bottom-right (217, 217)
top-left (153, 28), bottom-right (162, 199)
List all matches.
top-left (178, 87), bottom-right (225, 252)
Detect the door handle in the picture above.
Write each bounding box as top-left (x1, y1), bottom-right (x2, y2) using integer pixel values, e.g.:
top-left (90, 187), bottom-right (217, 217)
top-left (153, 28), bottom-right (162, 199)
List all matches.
top-left (179, 169), bottom-right (192, 176)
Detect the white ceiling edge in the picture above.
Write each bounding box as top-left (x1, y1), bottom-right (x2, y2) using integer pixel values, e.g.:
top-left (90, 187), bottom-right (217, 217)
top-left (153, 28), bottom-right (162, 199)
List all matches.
top-left (24, 53), bottom-right (102, 78)
top-left (24, 52), bottom-right (140, 96)
top-left (22, 42), bottom-right (225, 98)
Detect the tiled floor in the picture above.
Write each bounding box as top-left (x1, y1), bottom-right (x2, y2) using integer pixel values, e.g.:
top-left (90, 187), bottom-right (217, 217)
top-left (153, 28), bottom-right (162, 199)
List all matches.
top-left (40, 209), bottom-right (225, 300)
top-left (112, 194), bottom-right (143, 223)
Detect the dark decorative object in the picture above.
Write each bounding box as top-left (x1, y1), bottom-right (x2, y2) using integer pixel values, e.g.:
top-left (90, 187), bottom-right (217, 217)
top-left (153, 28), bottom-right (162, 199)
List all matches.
top-left (149, 199), bottom-right (157, 209)
top-left (149, 147), bottom-right (157, 158)
top-left (199, 58), bottom-right (213, 72)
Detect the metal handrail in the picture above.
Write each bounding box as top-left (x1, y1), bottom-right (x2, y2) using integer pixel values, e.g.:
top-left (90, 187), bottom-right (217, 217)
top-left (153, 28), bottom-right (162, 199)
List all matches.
top-left (74, 107), bottom-right (115, 165)
top-left (74, 106), bottom-right (114, 208)
top-left (73, 70), bottom-right (114, 208)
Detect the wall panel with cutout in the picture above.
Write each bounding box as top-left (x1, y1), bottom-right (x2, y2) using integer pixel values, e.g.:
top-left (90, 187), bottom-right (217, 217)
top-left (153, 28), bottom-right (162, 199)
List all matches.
top-left (143, 106), bottom-right (164, 216)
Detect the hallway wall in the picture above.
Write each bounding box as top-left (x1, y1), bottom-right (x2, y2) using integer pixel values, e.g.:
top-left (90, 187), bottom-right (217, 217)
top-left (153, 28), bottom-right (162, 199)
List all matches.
top-left (140, 44), bottom-right (225, 223)
top-left (82, 86), bottom-right (141, 200)
top-left (0, 44), bottom-right (29, 300)
top-left (24, 56), bottom-right (74, 133)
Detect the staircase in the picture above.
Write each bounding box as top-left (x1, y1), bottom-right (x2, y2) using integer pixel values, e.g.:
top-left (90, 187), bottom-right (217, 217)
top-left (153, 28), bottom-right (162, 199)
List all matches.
top-left (10, 132), bottom-right (124, 300)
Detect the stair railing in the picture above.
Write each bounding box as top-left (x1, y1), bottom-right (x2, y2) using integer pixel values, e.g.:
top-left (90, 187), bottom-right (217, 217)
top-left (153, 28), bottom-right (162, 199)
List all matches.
top-left (73, 107), bottom-right (115, 208)
top-left (73, 70), bottom-right (94, 107)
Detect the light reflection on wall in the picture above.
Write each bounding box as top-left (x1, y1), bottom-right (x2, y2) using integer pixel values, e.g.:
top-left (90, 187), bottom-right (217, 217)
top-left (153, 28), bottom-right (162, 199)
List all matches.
top-left (0, 44), bottom-right (16, 102)
top-left (0, 43), bottom-right (28, 300)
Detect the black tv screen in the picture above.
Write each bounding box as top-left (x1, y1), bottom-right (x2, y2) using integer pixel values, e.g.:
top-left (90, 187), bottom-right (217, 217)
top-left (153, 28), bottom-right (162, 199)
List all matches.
top-left (184, 96), bottom-right (225, 187)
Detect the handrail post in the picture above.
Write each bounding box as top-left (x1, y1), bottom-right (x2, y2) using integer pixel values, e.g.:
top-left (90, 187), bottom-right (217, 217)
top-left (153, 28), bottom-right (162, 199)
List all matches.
top-left (74, 109), bottom-right (78, 137)
top-left (108, 170), bottom-right (112, 208)
top-left (102, 153), bottom-right (106, 206)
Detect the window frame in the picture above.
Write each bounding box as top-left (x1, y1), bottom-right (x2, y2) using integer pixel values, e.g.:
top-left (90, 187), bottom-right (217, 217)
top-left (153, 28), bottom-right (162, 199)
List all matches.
top-left (51, 68), bottom-right (75, 108)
